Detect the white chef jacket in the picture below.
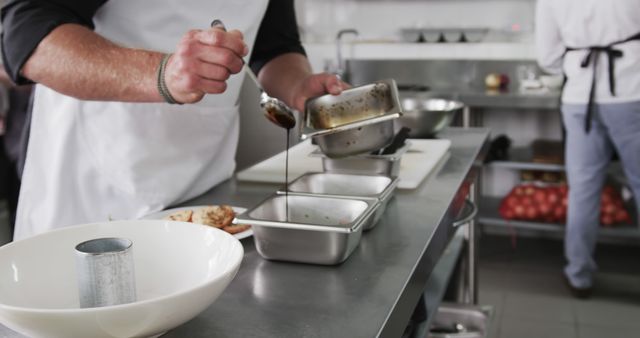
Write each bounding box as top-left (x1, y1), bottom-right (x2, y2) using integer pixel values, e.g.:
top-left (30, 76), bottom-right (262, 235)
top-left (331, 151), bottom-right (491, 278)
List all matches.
top-left (535, 0), bottom-right (640, 104)
top-left (14, 0), bottom-right (269, 239)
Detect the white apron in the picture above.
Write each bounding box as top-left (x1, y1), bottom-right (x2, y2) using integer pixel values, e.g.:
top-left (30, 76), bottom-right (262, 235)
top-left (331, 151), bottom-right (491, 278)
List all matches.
top-left (14, 0), bottom-right (269, 240)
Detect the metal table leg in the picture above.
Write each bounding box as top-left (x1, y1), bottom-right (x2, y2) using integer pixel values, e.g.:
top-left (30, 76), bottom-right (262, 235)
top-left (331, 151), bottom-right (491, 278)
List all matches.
top-left (451, 189), bottom-right (479, 305)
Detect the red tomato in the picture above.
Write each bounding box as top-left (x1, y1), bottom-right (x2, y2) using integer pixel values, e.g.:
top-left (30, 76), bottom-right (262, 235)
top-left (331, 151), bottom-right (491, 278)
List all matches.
top-left (524, 185), bottom-right (536, 196)
top-left (514, 205), bottom-right (526, 219)
top-left (547, 191), bottom-right (561, 205)
top-left (504, 195), bottom-right (520, 209)
top-left (525, 206), bottom-right (539, 220)
top-left (533, 189), bottom-right (547, 204)
top-left (514, 186), bottom-right (526, 196)
top-left (601, 193), bottom-right (612, 205)
top-left (601, 214), bottom-right (614, 227)
top-left (538, 202), bottom-right (552, 217)
top-left (614, 209), bottom-right (630, 224)
top-left (502, 209), bottom-right (515, 220)
top-left (601, 203), bottom-right (617, 215)
top-left (558, 184), bottom-right (568, 196)
top-left (553, 206), bottom-right (566, 222)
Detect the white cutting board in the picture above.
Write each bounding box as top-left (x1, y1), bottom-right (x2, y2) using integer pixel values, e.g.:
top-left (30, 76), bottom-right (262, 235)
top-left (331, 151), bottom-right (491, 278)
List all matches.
top-left (236, 139), bottom-right (451, 189)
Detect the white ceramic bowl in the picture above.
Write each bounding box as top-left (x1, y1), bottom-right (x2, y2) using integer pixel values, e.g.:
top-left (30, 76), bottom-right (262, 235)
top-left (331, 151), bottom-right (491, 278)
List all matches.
top-left (0, 220), bottom-right (243, 338)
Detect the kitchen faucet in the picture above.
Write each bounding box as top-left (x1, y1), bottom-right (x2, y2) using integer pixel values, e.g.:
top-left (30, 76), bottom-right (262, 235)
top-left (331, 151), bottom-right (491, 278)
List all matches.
top-left (335, 29), bottom-right (359, 81)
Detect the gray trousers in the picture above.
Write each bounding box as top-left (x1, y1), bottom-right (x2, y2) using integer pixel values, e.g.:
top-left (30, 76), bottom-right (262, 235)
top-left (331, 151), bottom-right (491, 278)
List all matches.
top-left (562, 101), bottom-right (640, 288)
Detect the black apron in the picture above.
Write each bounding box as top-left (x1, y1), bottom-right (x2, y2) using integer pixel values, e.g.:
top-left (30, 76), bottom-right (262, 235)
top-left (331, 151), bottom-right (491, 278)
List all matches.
top-left (565, 32), bottom-right (640, 132)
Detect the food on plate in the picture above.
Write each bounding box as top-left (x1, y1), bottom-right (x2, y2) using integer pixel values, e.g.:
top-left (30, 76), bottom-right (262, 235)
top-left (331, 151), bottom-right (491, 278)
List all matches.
top-left (165, 209), bottom-right (193, 222)
top-left (164, 205), bottom-right (250, 235)
top-left (192, 205), bottom-right (235, 228)
top-left (222, 223), bottom-right (251, 234)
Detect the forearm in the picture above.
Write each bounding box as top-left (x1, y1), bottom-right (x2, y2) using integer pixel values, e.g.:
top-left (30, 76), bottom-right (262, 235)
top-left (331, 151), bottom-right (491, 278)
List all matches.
top-left (22, 24), bottom-right (163, 102)
top-left (257, 52), bottom-right (312, 108)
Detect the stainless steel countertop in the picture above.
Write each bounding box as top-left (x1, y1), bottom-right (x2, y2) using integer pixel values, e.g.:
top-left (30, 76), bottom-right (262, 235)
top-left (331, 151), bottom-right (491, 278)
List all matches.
top-left (407, 88), bottom-right (561, 110)
top-left (0, 127), bottom-right (490, 338)
top-left (454, 88), bottom-right (561, 110)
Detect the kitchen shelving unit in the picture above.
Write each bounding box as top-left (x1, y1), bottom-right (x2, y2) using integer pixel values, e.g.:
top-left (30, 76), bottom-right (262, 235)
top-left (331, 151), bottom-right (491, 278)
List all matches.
top-left (478, 149), bottom-right (640, 244)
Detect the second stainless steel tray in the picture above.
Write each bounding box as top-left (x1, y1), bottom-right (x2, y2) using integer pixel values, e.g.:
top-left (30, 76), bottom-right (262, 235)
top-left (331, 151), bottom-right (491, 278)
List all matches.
top-left (310, 141), bottom-right (411, 177)
top-left (234, 194), bottom-right (378, 265)
top-left (280, 172), bottom-right (399, 231)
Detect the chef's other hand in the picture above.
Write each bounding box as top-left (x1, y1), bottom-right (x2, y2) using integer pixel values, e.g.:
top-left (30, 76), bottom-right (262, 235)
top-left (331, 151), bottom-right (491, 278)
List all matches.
top-left (291, 73), bottom-right (351, 112)
top-left (164, 27), bottom-right (249, 104)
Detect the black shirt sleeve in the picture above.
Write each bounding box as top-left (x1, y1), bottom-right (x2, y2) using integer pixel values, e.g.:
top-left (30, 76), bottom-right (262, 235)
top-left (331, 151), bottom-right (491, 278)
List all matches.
top-left (1, 0), bottom-right (107, 85)
top-left (249, 0), bottom-right (306, 75)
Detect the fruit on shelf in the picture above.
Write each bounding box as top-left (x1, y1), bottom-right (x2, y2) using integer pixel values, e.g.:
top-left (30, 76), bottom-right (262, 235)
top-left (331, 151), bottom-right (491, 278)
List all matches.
top-left (485, 73), bottom-right (509, 90)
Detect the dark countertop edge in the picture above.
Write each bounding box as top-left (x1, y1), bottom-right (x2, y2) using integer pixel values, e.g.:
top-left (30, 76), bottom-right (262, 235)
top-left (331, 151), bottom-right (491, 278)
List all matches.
top-left (378, 127), bottom-right (491, 337)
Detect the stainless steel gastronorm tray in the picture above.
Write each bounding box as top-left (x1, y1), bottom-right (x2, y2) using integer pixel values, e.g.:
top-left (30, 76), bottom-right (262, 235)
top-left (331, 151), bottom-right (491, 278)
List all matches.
top-left (280, 173), bottom-right (399, 230)
top-left (234, 194), bottom-right (377, 265)
top-left (300, 79), bottom-right (403, 139)
top-left (310, 141), bottom-right (411, 177)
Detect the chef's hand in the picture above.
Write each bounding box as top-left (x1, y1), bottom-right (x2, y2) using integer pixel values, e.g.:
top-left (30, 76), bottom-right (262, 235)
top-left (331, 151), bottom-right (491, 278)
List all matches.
top-left (290, 73), bottom-right (351, 112)
top-left (163, 27), bottom-right (249, 104)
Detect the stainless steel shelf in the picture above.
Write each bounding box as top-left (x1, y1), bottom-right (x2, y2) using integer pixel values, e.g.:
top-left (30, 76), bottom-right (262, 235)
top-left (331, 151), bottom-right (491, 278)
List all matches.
top-left (486, 147), bottom-right (565, 172)
top-left (486, 148), bottom-right (632, 185)
top-left (478, 197), bottom-right (640, 241)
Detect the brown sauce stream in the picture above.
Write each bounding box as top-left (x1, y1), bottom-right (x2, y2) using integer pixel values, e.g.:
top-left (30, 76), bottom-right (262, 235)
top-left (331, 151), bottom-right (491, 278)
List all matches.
top-left (285, 128), bottom-right (290, 222)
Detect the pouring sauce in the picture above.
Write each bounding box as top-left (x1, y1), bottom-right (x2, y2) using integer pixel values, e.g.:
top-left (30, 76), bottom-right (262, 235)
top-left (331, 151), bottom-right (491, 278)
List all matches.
top-left (285, 128), bottom-right (290, 221)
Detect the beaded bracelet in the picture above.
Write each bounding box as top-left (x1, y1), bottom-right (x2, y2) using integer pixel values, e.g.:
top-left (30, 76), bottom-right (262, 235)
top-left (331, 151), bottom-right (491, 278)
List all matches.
top-left (156, 54), bottom-right (182, 104)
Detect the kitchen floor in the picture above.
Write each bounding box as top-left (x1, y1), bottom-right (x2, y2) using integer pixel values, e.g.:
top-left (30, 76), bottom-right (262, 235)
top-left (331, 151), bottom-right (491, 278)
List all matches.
top-left (479, 233), bottom-right (640, 338)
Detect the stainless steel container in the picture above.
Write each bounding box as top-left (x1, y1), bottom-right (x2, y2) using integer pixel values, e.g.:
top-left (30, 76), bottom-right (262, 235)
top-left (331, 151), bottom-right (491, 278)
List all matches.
top-left (397, 98), bottom-right (464, 138)
top-left (281, 173), bottom-right (399, 231)
top-left (312, 119), bottom-right (395, 158)
top-left (234, 194), bottom-right (377, 265)
top-left (429, 303), bottom-right (493, 338)
top-left (300, 79), bottom-right (403, 158)
top-left (310, 141), bottom-right (411, 177)
top-left (75, 237), bottom-right (136, 308)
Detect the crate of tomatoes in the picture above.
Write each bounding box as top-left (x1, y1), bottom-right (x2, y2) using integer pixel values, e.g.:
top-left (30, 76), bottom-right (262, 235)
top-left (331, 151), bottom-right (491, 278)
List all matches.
top-left (499, 183), bottom-right (631, 226)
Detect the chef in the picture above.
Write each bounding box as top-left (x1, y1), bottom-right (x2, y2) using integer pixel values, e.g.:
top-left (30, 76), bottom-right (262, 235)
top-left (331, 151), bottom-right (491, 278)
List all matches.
top-left (1, 0), bottom-right (347, 239)
top-left (536, 0), bottom-right (640, 298)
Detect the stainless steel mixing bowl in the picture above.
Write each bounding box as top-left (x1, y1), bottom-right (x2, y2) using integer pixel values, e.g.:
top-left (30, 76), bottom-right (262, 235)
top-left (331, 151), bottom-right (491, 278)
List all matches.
top-left (397, 98), bottom-right (464, 138)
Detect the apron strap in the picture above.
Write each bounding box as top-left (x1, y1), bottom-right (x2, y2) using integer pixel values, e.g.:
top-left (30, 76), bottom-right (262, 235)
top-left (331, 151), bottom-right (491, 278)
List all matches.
top-left (565, 31), bottom-right (640, 133)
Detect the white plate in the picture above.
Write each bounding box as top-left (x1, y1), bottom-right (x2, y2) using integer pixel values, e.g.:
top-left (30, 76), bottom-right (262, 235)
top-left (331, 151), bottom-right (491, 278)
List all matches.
top-left (142, 206), bottom-right (252, 240)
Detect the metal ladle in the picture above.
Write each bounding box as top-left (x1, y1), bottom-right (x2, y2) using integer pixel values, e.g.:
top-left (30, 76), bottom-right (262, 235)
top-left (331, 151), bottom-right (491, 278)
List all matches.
top-left (210, 19), bottom-right (297, 129)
